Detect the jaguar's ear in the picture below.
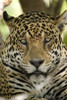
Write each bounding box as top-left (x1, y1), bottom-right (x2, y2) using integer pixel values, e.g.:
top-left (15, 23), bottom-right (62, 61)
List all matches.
top-left (3, 11), bottom-right (15, 27)
top-left (56, 10), bottom-right (67, 31)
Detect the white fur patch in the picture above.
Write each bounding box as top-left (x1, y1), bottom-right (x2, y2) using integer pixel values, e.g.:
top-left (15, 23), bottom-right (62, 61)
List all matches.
top-left (35, 76), bottom-right (51, 91)
top-left (10, 94), bottom-right (28, 100)
top-left (0, 94), bottom-right (28, 100)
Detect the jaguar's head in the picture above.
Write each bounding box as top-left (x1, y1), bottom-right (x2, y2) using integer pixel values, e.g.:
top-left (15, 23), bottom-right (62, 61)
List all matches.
top-left (3, 11), bottom-right (67, 80)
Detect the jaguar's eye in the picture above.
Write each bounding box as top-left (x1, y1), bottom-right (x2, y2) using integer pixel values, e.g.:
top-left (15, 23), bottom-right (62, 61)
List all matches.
top-left (44, 38), bottom-right (52, 44)
top-left (19, 39), bottom-right (27, 45)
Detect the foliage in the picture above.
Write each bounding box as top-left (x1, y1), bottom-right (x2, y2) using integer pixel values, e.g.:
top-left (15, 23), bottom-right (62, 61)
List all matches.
top-left (0, 0), bottom-right (23, 40)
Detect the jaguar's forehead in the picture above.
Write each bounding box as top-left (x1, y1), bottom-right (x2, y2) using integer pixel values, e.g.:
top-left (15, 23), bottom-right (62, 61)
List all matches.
top-left (16, 12), bottom-right (55, 27)
top-left (14, 12), bottom-right (57, 37)
top-left (18, 12), bottom-right (55, 22)
top-left (3, 10), bottom-right (67, 40)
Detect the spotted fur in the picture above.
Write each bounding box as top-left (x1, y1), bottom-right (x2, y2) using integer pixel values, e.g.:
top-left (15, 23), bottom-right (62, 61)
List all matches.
top-left (0, 11), bottom-right (67, 100)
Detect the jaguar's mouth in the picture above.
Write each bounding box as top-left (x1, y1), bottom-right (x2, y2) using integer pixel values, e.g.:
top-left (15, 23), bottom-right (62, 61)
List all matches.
top-left (27, 70), bottom-right (47, 77)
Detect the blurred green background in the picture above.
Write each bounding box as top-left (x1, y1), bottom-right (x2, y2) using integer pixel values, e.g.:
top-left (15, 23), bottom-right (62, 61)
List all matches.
top-left (0, 0), bottom-right (67, 45)
top-left (0, 0), bottom-right (23, 40)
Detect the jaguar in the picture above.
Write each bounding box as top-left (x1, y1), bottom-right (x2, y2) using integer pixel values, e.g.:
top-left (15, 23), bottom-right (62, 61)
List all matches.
top-left (0, 10), bottom-right (67, 100)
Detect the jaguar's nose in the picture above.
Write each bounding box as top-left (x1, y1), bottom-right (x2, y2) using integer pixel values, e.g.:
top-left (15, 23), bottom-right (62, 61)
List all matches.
top-left (29, 59), bottom-right (44, 68)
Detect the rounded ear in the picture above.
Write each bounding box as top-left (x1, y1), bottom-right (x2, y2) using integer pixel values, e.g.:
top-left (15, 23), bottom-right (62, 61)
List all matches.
top-left (55, 10), bottom-right (67, 31)
top-left (3, 11), bottom-right (15, 27)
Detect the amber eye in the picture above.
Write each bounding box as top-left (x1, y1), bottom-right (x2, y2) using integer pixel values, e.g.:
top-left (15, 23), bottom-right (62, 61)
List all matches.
top-left (19, 39), bottom-right (28, 45)
top-left (44, 38), bottom-right (52, 44)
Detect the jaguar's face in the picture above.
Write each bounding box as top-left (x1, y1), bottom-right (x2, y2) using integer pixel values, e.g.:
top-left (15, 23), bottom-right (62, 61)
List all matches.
top-left (16, 24), bottom-right (61, 77)
top-left (3, 11), bottom-right (67, 78)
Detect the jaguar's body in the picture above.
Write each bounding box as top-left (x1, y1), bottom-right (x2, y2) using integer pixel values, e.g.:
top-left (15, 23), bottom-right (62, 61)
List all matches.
top-left (0, 11), bottom-right (67, 100)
